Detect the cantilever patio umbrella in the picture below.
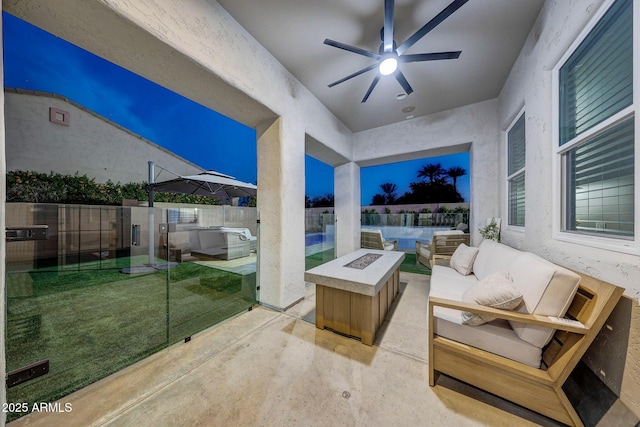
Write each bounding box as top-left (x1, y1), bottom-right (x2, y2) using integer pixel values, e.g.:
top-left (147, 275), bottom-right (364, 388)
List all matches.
top-left (121, 165), bottom-right (257, 274)
top-left (147, 170), bottom-right (257, 202)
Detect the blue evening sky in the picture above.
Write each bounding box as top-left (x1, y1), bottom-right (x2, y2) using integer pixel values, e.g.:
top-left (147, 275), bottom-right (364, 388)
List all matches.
top-left (307, 153), bottom-right (470, 205)
top-left (4, 12), bottom-right (469, 205)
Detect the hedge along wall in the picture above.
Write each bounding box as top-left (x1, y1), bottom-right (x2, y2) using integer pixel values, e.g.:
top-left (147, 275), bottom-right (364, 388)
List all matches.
top-left (6, 170), bottom-right (256, 206)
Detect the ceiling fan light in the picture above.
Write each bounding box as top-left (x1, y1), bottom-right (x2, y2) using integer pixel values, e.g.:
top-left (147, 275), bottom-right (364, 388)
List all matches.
top-left (379, 57), bottom-right (398, 75)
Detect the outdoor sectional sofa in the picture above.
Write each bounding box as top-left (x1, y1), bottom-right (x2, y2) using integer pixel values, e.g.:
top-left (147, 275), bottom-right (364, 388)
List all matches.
top-left (428, 239), bottom-right (623, 427)
top-left (162, 227), bottom-right (254, 262)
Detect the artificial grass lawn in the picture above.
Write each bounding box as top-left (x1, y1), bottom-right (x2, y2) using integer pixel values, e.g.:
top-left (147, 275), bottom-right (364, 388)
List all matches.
top-left (6, 249), bottom-right (427, 421)
top-left (305, 248), bottom-right (336, 270)
top-left (6, 258), bottom-right (255, 421)
top-left (399, 252), bottom-right (431, 275)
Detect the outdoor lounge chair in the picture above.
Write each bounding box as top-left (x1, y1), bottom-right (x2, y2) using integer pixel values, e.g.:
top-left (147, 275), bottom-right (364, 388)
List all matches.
top-left (360, 229), bottom-right (398, 251)
top-left (415, 230), bottom-right (469, 268)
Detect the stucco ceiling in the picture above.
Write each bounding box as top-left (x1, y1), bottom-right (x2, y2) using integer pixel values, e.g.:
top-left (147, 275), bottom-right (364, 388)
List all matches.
top-left (217, 0), bottom-right (544, 133)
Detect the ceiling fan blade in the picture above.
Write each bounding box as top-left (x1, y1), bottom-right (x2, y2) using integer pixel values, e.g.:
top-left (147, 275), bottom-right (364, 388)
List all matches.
top-left (394, 70), bottom-right (414, 96)
top-left (328, 63), bottom-right (379, 87)
top-left (399, 51), bottom-right (461, 63)
top-left (383, 0), bottom-right (395, 53)
top-left (324, 39), bottom-right (381, 60)
top-left (362, 75), bottom-right (381, 103)
top-left (396, 0), bottom-right (469, 56)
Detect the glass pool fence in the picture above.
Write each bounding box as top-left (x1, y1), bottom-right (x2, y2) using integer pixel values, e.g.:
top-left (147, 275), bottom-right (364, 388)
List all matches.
top-left (5, 202), bottom-right (257, 421)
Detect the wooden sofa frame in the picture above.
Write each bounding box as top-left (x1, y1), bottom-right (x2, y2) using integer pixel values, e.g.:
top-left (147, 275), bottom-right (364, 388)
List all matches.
top-left (360, 230), bottom-right (398, 250)
top-left (428, 271), bottom-right (623, 427)
top-left (416, 233), bottom-right (470, 268)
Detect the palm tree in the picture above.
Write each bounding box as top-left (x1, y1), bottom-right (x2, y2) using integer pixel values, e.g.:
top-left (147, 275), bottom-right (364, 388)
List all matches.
top-left (380, 182), bottom-right (398, 204)
top-left (446, 166), bottom-right (467, 191)
top-left (418, 163), bottom-right (445, 183)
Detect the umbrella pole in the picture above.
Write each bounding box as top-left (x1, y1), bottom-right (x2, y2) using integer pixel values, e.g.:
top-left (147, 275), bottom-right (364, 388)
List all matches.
top-left (148, 161), bottom-right (155, 265)
top-left (148, 161), bottom-right (155, 208)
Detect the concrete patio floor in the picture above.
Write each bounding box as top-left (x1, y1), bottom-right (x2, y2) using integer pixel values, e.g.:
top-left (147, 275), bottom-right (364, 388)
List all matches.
top-left (8, 272), bottom-right (635, 427)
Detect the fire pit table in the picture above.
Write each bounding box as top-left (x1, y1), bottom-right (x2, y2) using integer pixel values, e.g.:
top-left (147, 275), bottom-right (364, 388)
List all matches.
top-left (304, 248), bottom-right (405, 345)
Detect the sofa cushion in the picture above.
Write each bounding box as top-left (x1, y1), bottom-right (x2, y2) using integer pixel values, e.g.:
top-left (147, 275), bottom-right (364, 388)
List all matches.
top-left (221, 227), bottom-right (255, 241)
top-left (429, 265), bottom-right (542, 367)
top-left (507, 253), bottom-right (581, 347)
top-left (449, 244), bottom-right (479, 276)
top-left (434, 318), bottom-right (542, 368)
top-left (461, 271), bottom-right (523, 326)
top-left (430, 265), bottom-right (478, 299)
top-left (472, 240), bottom-right (521, 281)
top-left (381, 241), bottom-right (394, 250)
top-left (429, 265), bottom-right (478, 322)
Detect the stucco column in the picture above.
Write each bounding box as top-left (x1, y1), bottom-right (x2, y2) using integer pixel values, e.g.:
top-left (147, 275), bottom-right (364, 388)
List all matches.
top-left (256, 117), bottom-right (306, 310)
top-left (334, 162), bottom-right (360, 257)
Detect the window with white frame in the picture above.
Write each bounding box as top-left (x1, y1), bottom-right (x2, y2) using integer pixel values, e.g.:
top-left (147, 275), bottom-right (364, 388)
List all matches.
top-left (507, 112), bottom-right (526, 227)
top-left (557, 0), bottom-right (634, 241)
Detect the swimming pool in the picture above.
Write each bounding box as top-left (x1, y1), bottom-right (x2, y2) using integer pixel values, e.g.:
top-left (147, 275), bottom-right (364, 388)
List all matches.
top-left (361, 226), bottom-right (452, 250)
top-left (308, 226), bottom-right (452, 251)
top-left (305, 232), bottom-right (334, 246)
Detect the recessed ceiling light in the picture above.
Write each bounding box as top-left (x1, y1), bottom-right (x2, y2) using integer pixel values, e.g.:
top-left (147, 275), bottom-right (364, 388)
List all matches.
top-left (402, 106), bottom-right (415, 113)
top-left (396, 93), bottom-right (407, 100)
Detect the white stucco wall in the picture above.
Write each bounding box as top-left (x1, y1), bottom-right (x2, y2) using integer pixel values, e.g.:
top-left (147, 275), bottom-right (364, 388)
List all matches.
top-left (352, 98), bottom-right (500, 245)
top-left (497, 0), bottom-right (640, 416)
top-left (334, 162), bottom-right (361, 256)
top-left (5, 89), bottom-right (203, 183)
top-left (257, 117), bottom-right (307, 309)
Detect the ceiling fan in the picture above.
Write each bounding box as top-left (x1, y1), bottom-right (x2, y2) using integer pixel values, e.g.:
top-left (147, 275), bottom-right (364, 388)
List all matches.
top-left (324, 0), bottom-right (468, 103)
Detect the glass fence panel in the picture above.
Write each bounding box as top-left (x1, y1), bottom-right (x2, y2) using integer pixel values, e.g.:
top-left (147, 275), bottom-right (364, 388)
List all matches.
top-left (5, 203), bottom-right (257, 421)
top-left (5, 204), bottom-right (168, 422)
top-left (304, 211), bottom-right (335, 269)
top-left (163, 205), bottom-right (257, 344)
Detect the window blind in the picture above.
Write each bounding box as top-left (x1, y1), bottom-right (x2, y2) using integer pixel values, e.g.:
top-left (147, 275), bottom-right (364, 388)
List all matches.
top-left (565, 117), bottom-right (634, 237)
top-left (559, 0), bottom-right (633, 145)
top-left (508, 114), bottom-right (526, 175)
top-left (509, 173), bottom-right (526, 227)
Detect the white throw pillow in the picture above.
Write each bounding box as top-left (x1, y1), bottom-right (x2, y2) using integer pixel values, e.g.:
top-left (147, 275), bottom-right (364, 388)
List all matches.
top-left (449, 243), bottom-right (479, 276)
top-left (461, 271), bottom-right (523, 326)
